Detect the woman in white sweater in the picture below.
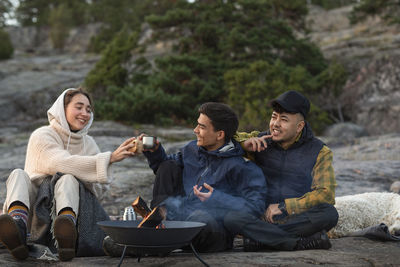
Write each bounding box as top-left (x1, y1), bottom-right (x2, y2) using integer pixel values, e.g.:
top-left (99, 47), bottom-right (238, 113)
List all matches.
top-left (0, 88), bottom-right (135, 261)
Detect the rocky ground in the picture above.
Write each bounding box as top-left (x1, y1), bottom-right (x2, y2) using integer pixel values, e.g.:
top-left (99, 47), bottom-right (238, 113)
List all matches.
top-left (1, 121), bottom-right (400, 266)
top-left (1, 236), bottom-right (400, 266)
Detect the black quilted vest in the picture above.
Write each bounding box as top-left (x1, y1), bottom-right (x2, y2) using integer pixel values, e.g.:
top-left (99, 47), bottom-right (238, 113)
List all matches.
top-left (255, 123), bottom-right (324, 206)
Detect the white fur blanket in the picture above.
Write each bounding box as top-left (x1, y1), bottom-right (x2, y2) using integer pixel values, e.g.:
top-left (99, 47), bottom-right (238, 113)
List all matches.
top-left (328, 192), bottom-right (400, 238)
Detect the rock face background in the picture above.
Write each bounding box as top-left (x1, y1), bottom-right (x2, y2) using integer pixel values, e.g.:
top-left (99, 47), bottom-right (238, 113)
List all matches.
top-left (340, 57), bottom-right (400, 135)
top-left (0, 54), bottom-right (100, 124)
top-left (5, 24), bottom-right (102, 55)
top-left (307, 5), bottom-right (400, 135)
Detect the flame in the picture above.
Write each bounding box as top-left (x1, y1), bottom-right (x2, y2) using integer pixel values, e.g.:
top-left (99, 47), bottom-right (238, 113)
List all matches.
top-left (156, 223), bottom-right (166, 229)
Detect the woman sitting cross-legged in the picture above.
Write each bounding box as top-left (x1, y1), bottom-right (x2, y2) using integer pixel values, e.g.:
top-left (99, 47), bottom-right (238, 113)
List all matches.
top-left (0, 87), bottom-right (136, 261)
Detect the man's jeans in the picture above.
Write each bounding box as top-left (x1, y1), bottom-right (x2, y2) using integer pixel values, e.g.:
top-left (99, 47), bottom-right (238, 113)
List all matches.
top-left (224, 203), bottom-right (338, 250)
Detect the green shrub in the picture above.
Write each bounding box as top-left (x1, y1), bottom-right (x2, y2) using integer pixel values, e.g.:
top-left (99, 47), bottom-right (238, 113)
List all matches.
top-left (350, 0), bottom-right (400, 24)
top-left (146, 8), bottom-right (194, 28)
top-left (0, 28), bottom-right (13, 60)
top-left (87, 27), bottom-right (116, 53)
top-left (225, 60), bottom-right (331, 134)
top-left (16, 0), bottom-right (89, 27)
top-left (0, 0), bottom-right (12, 27)
top-left (314, 61), bottom-right (348, 123)
top-left (94, 85), bottom-right (181, 125)
top-left (85, 27), bottom-right (139, 98)
top-left (48, 4), bottom-right (72, 50)
top-left (311, 0), bottom-right (358, 10)
top-left (83, 0), bottom-right (340, 132)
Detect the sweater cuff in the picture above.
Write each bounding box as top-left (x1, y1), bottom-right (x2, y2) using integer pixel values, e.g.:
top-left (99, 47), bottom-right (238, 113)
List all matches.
top-left (96, 151), bottom-right (112, 183)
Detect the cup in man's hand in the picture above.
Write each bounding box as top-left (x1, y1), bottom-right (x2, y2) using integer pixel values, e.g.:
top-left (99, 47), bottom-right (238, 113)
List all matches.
top-left (143, 136), bottom-right (157, 149)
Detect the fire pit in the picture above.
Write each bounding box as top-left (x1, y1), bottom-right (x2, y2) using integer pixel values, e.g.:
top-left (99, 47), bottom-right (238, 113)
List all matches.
top-left (97, 220), bottom-right (208, 266)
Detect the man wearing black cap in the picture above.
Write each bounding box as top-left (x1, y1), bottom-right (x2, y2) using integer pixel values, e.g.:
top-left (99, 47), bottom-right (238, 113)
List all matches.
top-left (224, 90), bottom-right (339, 251)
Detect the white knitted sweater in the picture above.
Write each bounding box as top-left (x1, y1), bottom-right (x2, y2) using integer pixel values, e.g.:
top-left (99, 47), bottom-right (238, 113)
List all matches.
top-left (24, 89), bottom-right (112, 197)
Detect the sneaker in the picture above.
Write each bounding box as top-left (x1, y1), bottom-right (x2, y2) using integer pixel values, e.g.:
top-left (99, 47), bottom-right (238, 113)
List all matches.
top-left (0, 214), bottom-right (29, 260)
top-left (54, 215), bottom-right (77, 261)
top-left (103, 236), bottom-right (138, 257)
top-left (295, 230), bottom-right (332, 250)
top-left (243, 237), bottom-right (265, 252)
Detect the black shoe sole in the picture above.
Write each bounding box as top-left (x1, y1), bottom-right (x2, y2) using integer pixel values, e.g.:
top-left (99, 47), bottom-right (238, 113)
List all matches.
top-left (0, 214), bottom-right (29, 260)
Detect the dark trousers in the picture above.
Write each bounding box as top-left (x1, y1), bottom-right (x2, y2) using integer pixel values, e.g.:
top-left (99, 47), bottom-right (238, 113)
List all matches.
top-left (224, 203), bottom-right (338, 251)
top-left (151, 160), bottom-right (233, 252)
top-left (150, 160), bottom-right (185, 209)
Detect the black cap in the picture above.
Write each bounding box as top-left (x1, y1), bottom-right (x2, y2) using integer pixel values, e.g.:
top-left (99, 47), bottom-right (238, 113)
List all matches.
top-left (271, 90), bottom-right (310, 118)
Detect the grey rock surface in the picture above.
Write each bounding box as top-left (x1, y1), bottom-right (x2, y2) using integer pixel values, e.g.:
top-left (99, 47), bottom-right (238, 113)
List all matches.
top-left (5, 24), bottom-right (102, 55)
top-left (0, 236), bottom-right (399, 266)
top-left (307, 4), bottom-right (400, 135)
top-left (390, 181), bottom-right (400, 194)
top-left (340, 56), bottom-right (400, 135)
top-left (323, 122), bottom-right (368, 144)
top-left (307, 5), bottom-right (400, 71)
top-left (0, 53), bottom-right (100, 125)
top-left (325, 133), bottom-right (400, 196)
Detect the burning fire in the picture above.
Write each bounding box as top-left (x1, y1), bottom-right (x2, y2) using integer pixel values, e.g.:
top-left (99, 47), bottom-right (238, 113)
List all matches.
top-left (156, 223), bottom-right (166, 229)
top-left (132, 196), bottom-right (165, 228)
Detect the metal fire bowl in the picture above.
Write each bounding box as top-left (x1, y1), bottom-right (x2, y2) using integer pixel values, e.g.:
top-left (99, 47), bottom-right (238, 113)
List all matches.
top-left (97, 220), bottom-right (206, 254)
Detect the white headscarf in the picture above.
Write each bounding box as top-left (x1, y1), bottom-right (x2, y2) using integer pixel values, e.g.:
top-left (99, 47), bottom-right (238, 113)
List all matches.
top-left (47, 88), bottom-right (94, 150)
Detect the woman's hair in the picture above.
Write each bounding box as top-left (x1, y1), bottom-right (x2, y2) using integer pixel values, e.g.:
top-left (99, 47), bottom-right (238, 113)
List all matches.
top-left (64, 87), bottom-right (92, 109)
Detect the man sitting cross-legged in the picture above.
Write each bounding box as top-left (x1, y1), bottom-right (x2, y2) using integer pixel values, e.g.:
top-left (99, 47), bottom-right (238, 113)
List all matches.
top-left (224, 90), bottom-right (339, 251)
top-left (145, 102), bottom-right (267, 252)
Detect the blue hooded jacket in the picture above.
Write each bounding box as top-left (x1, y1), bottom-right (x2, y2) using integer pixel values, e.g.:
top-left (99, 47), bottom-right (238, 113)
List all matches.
top-left (144, 139), bottom-right (267, 219)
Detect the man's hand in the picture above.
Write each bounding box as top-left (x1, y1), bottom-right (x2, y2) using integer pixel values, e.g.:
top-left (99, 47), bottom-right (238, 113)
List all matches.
top-left (242, 135), bottom-right (272, 152)
top-left (265, 203), bottom-right (282, 223)
top-left (138, 133), bottom-right (160, 152)
top-left (193, 183), bottom-right (214, 202)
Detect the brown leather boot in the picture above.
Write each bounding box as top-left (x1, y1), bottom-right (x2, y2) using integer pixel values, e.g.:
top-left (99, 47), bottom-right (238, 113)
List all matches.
top-left (0, 214), bottom-right (29, 260)
top-left (54, 215), bottom-right (77, 261)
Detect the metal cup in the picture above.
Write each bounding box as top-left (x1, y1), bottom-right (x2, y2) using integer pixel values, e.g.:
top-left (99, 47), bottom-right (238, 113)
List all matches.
top-left (143, 136), bottom-right (157, 149)
top-left (123, 207), bottom-right (136, 221)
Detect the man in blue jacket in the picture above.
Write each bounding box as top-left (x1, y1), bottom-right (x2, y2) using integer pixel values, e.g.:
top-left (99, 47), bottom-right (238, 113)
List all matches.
top-left (143, 102), bottom-right (267, 252)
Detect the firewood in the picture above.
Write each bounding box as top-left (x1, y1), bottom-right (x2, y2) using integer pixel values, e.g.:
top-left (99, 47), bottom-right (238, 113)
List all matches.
top-left (131, 196), bottom-right (151, 218)
top-left (137, 207), bottom-right (165, 228)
